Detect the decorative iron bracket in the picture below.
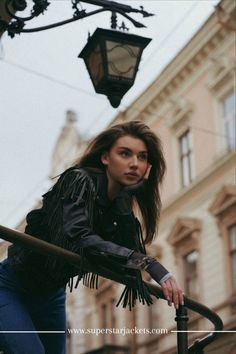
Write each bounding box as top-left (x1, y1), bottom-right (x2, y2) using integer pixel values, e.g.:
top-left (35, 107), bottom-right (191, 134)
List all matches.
top-left (0, 0), bottom-right (154, 38)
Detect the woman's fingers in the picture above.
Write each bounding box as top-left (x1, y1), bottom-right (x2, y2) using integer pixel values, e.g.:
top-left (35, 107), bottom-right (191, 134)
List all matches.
top-left (161, 277), bottom-right (184, 309)
top-left (143, 164), bottom-right (152, 180)
top-left (160, 282), bottom-right (171, 302)
top-left (179, 288), bottom-right (185, 306)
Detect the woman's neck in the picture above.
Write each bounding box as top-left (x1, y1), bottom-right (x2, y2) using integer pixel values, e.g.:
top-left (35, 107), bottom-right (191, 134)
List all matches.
top-left (106, 174), bottom-right (122, 200)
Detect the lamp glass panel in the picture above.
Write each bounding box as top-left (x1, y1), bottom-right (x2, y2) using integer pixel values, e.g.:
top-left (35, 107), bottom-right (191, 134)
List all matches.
top-left (106, 40), bottom-right (140, 79)
top-left (86, 43), bottom-right (104, 85)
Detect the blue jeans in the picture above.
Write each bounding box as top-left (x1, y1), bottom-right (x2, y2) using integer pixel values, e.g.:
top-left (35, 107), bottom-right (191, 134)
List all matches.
top-left (0, 259), bottom-right (66, 354)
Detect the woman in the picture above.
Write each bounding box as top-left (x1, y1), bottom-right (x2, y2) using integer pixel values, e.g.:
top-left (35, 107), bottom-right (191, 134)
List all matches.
top-left (0, 121), bottom-right (183, 354)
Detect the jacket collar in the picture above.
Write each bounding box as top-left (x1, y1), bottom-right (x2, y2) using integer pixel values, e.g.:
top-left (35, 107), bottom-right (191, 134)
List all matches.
top-left (96, 171), bottom-right (111, 208)
top-left (82, 167), bottom-right (111, 208)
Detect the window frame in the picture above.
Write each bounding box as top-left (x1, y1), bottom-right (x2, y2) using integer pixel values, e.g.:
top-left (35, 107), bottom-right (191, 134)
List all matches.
top-left (221, 92), bottom-right (236, 152)
top-left (207, 54), bottom-right (235, 157)
top-left (166, 97), bottom-right (195, 191)
top-left (183, 250), bottom-right (200, 300)
top-left (95, 280), bottom-right (117, 346)
top-left (209, 185), bottom-right (236, 313)
top-left (228, 224), bottom-right (236, 293)
top-left (179, 129), bottom-right (194, 188)
top-left (167, 218), bottom-right (202, 299)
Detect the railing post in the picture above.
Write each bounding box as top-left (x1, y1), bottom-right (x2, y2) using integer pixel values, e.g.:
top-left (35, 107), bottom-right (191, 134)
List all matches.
top-left (175, 305), bottom-right (189, 354)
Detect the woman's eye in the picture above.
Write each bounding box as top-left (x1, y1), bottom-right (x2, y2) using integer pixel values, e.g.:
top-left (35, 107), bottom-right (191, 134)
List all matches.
top-left (120, 151), bottom-right (129, 157)
top-left (139, 154), bottom-right (148, 161)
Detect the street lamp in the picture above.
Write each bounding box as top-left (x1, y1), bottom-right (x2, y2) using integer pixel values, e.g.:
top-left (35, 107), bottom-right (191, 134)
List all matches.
top-left (0, 0), bottom-right (153, 107)
top-left (79, 28), bottom-right (151, 107)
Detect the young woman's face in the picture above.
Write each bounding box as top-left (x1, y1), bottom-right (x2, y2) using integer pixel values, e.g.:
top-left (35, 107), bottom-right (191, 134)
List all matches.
top-left (101, 135), bottom-right (149, 188)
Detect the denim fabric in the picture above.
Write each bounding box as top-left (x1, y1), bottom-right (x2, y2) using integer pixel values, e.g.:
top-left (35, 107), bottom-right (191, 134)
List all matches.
top-left (0, 259), bottom-right (66, 354)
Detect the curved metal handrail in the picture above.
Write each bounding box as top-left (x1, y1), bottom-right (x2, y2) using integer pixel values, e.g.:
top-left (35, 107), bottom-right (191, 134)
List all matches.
top-left (0, 225), bottom-right (223, 353)
top-left (184, 297), bottom-right (223, 353)
top-left (147, 283), bottom-right (223, 353)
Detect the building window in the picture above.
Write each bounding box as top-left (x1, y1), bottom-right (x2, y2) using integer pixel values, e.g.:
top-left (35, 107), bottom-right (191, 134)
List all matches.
top-left (222, 93), bottom-right (236, 152)
top-left (110, 298), bottom-right (116, 341)
top-left (96, 280), bottom-right (117, 345)
top-left (179, 130), bottom-right (193, 187)
top-left (66, 320), bottom-right (72, 354)
top-left (183, 250), bottom-right (199, 299)
top-left (101, 303), bottom-right (107, 329)
top-left (207, 54), bottom-right (235, 157)
top-left (229, 224), bottom-right (236, 292)
top-left (209, 185), bottom-right (236, 314)
top-left (167, 218), bottom-right (201, 294)
top-left (167, 217), bottom-right (201, 323)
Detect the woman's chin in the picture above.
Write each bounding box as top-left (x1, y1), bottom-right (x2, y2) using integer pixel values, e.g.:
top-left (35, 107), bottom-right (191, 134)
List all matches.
top-left (122, 180), bottom-right (139, 187)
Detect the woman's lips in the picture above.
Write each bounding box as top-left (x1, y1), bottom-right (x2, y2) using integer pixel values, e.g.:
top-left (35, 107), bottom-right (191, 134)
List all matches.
top-left (125, 172), bottom-right (139, 178)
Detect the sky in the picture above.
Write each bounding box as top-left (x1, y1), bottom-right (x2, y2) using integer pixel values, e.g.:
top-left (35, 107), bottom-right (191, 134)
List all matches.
top-left (0, 0), bottom-right (220, 229)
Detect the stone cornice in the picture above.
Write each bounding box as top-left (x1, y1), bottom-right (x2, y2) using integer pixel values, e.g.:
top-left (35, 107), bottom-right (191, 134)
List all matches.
top-left (167, 217), bottom-right (202, 247)
top-left (209, 184), bottom-right (236, 216)
top-left (207, 54), bottom-right (236, 93)
top-left (142, 27), bottom-right (232, 119)
top-left (166, 98), bottom-right (193, 131)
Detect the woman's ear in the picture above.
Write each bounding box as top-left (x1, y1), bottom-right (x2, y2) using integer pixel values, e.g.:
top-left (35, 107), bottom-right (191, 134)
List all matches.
top-left (101, 151), bottom-right (109, 166)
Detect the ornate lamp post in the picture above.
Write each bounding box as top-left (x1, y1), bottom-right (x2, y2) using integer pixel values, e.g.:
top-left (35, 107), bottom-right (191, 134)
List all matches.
top-left (78, 28), bottom-right (151, 107)
top-left (0, 0), bottom-right (153, 107)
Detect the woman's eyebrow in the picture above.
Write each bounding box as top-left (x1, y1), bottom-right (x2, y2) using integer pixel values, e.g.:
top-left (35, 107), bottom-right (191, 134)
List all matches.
top-left (117, 146), bottom-right (148, 153)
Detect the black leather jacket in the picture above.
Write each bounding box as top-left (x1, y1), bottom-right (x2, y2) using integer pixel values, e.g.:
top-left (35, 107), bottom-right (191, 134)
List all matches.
top-left (8, 168), bottom-right (160, 307)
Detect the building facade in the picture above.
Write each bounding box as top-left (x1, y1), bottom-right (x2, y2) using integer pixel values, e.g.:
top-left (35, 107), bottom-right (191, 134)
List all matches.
top-left (80, 0), bottom-right (236, 353)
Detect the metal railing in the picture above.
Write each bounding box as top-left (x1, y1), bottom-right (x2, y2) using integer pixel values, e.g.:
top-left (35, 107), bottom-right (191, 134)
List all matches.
top-left (0, 225), bottom-right (223, 354)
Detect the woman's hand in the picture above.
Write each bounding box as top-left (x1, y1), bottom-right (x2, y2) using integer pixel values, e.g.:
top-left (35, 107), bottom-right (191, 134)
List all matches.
top-left (121, 164), bottom-right (152, 195)
top-left (160, 276), bottom-right (184, 309)
top-left (143, 163), bottom-right (152, 180)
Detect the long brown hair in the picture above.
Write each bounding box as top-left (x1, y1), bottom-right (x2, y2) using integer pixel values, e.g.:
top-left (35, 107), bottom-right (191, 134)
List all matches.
top-left (75, 121), bottom-right (166, 244)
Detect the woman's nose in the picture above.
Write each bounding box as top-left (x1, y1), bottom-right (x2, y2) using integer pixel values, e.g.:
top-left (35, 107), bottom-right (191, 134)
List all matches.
top-left (129, 156), bottom-right (138, 167)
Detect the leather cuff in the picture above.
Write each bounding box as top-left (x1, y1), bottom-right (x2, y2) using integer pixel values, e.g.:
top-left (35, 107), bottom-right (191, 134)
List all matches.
top-left (126, 251), bottom-right (155, 270)
top-left (145, 260), bottom-right (170, 284)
